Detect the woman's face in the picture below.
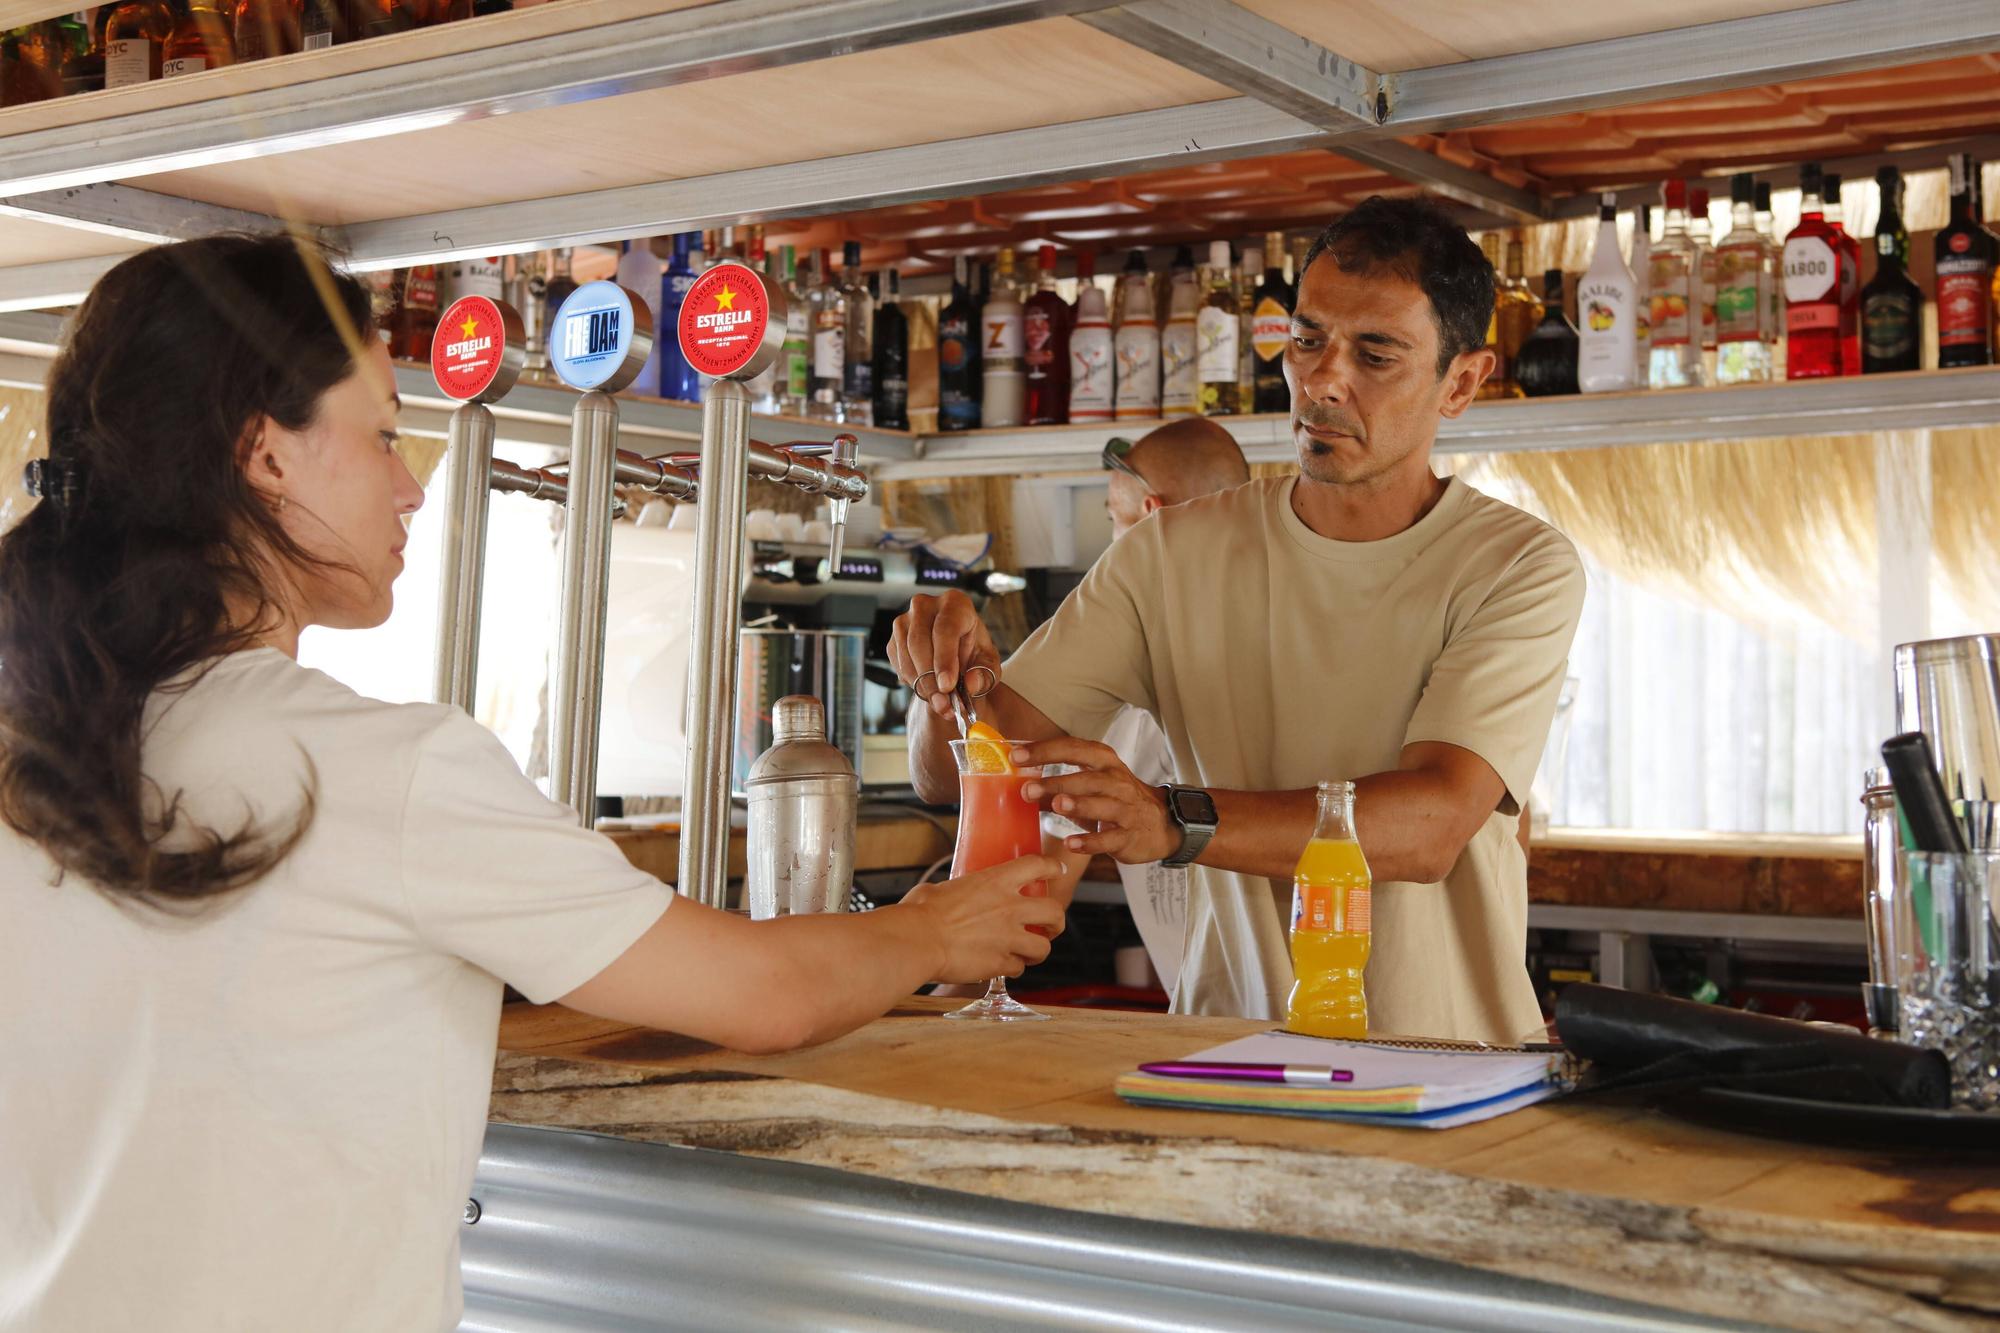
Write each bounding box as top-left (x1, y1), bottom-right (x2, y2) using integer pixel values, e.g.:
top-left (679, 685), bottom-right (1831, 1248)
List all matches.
top-left (256, 339), bottom-right (424, 631)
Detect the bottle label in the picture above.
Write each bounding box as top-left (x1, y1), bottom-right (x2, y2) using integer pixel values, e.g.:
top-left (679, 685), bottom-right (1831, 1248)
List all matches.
top-left (1196, 306), bottom-right (1238, 379)
top-left (1863, 292), bottom-right (1917, 362)
top-left (938, 316), bottom-right (971, 374)
top-left (104, 39), bottom-right (151, 88)
top-left (402, 270), bottom-right (439, 315)
top-left (1251, 297), bottom-right (1290, 362)
top-left (1114, 324), bottom-right (1160, 416)
top-left (1069, 326), bottom-right (1113, 420)
top-left (1647, 253), bottom-right (1691, 346)
top-left (1160, 322), bottom-right (1197, 413)
top-left (785, 348), bottom-right (808, 398)
top-left (162, 56), bottom-right (205, 78)
top-left (813, 327), bottom-right (844, 378)
top-left (844, 360), bottom-right (871, 400)
top-left (1787, 302), bottom-right (1839, 333)
top-left (1937, 264), bottom-right (1994, 347)
top-left (1698, 249), bottom-right (1718, 349)
top-left (303, 31), bottom-right (334, 50)
top-left (1023, 308), bottom-right (1056, 372)
top-left (983, 310), bottom-right (1023, 367)
top-left (1295, 881), bottom-right (1370, 934)
top-left (1783, 236), bottom-right (1837, 304)
top-left (1714, 244), bottom-right (1764, 343)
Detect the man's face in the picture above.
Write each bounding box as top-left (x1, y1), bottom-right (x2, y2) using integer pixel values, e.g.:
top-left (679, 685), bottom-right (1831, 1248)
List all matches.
top-left (1283, 258), bottom-right (1484, 489)
top-left (1105, 469), bottom-right (1154, 540)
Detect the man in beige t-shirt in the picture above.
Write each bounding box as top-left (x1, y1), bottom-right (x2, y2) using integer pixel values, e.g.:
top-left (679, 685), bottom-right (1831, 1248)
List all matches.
top-left (892, 198), bottom-right (1585, 1044)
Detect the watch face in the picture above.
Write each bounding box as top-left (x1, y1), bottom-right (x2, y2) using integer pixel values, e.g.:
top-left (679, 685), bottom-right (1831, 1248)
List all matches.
top-left (1171, 787), bottom-right (1218, 827)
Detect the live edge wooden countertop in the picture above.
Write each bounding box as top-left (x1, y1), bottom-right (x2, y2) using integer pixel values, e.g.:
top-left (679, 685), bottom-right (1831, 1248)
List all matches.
top-left (494, 999), bottom-right (1996, 1332)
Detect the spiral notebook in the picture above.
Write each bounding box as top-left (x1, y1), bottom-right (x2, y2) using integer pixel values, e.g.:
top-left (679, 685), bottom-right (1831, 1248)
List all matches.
top-left (1114, 1030), bottom-right (1570, 1129)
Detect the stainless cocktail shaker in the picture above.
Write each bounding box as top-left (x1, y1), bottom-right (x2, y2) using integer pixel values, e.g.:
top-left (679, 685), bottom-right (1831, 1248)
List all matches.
top-left (744, 694), bottom-right (857, 919)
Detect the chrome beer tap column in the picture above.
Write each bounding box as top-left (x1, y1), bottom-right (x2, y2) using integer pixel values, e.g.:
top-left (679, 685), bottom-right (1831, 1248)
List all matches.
top-left (429, 295), bottom-right (526, 714)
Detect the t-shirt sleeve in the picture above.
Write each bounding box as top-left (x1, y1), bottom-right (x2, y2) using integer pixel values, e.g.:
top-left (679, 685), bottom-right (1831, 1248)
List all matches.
top-left (1404, 536), bottom-right (1586, 816)
top-left (399, 710), bottom-right (673, 1003)
top-left (1002, 534), bottom-right (1157, 742)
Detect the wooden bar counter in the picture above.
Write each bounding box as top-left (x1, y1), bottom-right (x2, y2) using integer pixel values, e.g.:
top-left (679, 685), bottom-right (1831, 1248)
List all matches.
top-left (490, 999), bottom-right (1998, 1331)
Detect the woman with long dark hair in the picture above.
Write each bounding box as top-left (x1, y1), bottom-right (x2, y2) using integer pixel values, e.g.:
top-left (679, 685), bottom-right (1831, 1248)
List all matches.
top-left (0, 235), bottom-right (1060, 1330)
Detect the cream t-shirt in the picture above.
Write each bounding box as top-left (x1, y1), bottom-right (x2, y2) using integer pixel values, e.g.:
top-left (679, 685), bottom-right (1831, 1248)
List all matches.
top-left (1005, 475), bottom-right (1585, 1044)
top-left (0, 649), bottom-right (672, 1332)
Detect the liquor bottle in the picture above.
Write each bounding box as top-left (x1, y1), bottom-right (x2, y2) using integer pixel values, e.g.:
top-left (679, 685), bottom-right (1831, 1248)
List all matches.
top-left (1475, 234), bottom-right (1510, 400)
top-left (871, 267), bottom-right (909, 430)
top-left (740, 232), bottom-right (778, 413)
top-left (231, 0), bottom-right (293, 59)
top-left (938, 257), bottom-right (980, 432)
top-left (1023, 243), bottom-right (1072, 426)
top-left (780, 245), bottom-right (810, 417)
top-left (1495, 236), bottom-right (1541, 397)
top-left (1754, 181), bottom-right (1782, 363)
top-left (1068, 251), bottom-right (1114, 424)
top-left (657, 235), bottom-right (703, 403)
top-left (1627, 206), bottom-right (1651, 388)
top-left (1251, 232), bottom-right (1292, 412)
top-left (298, 0), bottom-right (352, 50)
top-left (1160, 246), bottom-right (1198, 418)
top-left (1714, 173), bottom-right (1772, 385)
top-left (1196, 241), bottom-right (1240, 417)
top-left (1936, 153), bottom-right (1997, 369)
top-left (609, 242), bottom-right (658, 396)
top-left (388, 265), bottom-right (439, 362)
top-left (1235, 246), bottom-right (1257, 414)
top-left (807, 248), bottom-right (847, 422)
top-left (840, 241), bottom-right (873, 425)
top-left (1578, 194), bottom-right (1639, 394)
top-left (163, 0), bottom-right (231, 73)
top-left (1514, 269), bottom-right (1579, 398)
top-left (1860, 165), bottom-right (1921, 374)
top-left (1688, 185), bottom-right (1718, 381)
top-left (1, 22), bottom-right (64, 102)
top-left (440, 255), bottom-right (504, 308)
top-left (1783, 164), bottom-right (1844, 380)
top-left (972, 259), bottom-right (991, 415)
top-left (59, 11), bottom-right (102, 94)
top-left (1113, 249), bottom-right (1160, 421)
top-left (102, 0), bottom-right (172, 86)
top-left (980, 248), bottom-right (1026, 429)
top-left (1648, 179), bottom-right (1701, 388)
top-left (1823, 173), bottom-right (1863, 375)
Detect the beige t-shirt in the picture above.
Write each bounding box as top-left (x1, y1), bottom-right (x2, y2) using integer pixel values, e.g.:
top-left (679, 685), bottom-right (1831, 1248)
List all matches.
top-left (0, 649), bottom-right (673, 1332)
top-left (1005, 475), bottom-right (1585, 1044)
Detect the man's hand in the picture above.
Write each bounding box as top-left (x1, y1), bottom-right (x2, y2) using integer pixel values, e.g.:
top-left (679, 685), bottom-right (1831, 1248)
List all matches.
top-left (1015, 737), bottom-right (1180, 865)
top-left (902, 854), bottom-right (1066, 983)
top-left (888, 591), bottom-right (1003, 721)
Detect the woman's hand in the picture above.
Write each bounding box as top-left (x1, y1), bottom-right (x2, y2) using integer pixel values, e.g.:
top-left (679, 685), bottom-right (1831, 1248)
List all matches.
top-left (902, 854), bottom-right (1066, 983)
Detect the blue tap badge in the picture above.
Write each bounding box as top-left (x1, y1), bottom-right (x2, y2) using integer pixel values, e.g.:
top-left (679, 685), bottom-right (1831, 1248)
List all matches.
top-left (550, 280), bottom-right (654, 395)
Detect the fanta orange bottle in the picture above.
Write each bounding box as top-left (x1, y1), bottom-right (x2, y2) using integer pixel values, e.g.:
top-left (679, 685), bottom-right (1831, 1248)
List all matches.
top-left (1286, 780), bottom-right (1371, 1039)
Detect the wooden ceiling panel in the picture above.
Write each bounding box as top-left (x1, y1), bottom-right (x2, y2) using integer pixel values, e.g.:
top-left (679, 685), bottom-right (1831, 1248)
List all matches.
top-left (0, 214), bottom-right (152, 265)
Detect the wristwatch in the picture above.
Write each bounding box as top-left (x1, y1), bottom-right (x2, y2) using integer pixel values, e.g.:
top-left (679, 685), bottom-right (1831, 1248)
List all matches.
top-left (1158, 785), bottom-right (1218, 868)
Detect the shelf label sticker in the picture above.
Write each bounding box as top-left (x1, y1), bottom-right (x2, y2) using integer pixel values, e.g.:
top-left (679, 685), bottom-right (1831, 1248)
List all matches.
top-left (552, 281), bottom-right (653, 394)
top-left (430, 295), bottom-right (523, 404)
top-left (677, 262), bottom-right (786, 382)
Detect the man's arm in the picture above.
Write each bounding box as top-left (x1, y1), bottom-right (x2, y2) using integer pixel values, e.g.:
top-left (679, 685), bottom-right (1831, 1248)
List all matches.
top-left (1017, 737), bottom-right (1505, 885)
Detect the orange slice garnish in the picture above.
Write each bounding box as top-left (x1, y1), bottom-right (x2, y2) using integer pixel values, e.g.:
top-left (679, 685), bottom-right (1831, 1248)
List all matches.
top-left (965, 720), bottom-right (1014, 775)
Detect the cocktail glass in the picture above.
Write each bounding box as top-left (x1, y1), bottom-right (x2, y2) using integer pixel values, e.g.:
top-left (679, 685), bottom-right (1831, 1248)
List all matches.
top-left (942, 737), bottom-right (1050, 1022)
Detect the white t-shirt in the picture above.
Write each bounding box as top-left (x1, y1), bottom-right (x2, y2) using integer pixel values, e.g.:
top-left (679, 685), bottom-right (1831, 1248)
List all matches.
top-left (0, 649), bottom-right (672, 1332)
top-left (1006, 475), bottom-right (1584, 1043)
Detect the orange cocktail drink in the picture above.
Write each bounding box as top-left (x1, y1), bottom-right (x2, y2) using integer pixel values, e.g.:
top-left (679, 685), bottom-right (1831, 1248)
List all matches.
top-left (943, 725), bottom-right (1052, 1020)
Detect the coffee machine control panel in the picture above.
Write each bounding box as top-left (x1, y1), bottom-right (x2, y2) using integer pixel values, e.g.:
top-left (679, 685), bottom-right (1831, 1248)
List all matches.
top-left (747, 542), bottom-right (1025, 608)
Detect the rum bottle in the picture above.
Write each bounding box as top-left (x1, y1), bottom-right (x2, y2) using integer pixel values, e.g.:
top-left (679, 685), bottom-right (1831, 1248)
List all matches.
top-left (1714, 173), bottom-right (1772, 384)
top-left (1861, 165), bottom-right (1922, 374)
top-left (1067, 251), bottom-right (1114, 424)
top-left (1250, 231), bottom-right (1292, 412)
top-left (1023, 243), bottom-right (1072, 426)
top-left (102, 0), bottom-right (171, 86)
top-left (980, 248), bottom-right (1026, 429)
top-left (1823, 173), bottom-right (1863, 375)
top-left (1648, 179), bottom-right (1701, 387)
top-left (1195, 240), bottom-right (1239, 416)
top-left (1783, 164), bottom-right (1843, 380)
top-left (938, 257), bottom-right (980, 431)
top-left (1113, 249), bottom-right (1160, 421)
top-left (1577, 193), bottom-right (1639, 393)
top-left (1936, 153), bottom-right (1997, 369)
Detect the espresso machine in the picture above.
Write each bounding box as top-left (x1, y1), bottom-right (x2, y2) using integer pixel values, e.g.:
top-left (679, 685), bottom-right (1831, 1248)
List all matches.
top-left (741, 542), bottom-right (1026, 794)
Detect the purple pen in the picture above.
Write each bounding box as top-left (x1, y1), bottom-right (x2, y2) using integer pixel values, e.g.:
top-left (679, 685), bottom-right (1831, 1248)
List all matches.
top-left (1139, 1061), bottom-right (1354, 1085)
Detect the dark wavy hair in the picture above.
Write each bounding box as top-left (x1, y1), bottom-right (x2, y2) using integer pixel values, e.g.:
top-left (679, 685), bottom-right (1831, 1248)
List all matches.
top-left (0, 233), bottom-right (376, 909)
top-left (1299, 196), bottom-right (1497, 375)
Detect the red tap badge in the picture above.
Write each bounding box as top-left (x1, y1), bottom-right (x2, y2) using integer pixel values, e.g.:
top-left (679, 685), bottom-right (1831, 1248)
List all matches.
top-left (431, 295), bottom-right (524, 403)
top-left (677, 261), bottom-right (786, 382)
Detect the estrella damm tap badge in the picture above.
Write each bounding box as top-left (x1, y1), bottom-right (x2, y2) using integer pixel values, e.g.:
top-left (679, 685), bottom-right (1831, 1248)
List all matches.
top-left (677, 261), bottom-right (774, 381)
top-left (431, 296), bottom-right (507, 401)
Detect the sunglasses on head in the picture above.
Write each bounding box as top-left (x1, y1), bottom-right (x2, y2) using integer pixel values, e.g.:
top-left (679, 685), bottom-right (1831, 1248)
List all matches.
top-left (1100, 437), bottom-right (1153, 490)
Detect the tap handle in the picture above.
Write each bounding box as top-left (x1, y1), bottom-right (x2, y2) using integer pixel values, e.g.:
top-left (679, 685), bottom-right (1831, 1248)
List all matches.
top-left (825, 433), bottom-right (859, 573)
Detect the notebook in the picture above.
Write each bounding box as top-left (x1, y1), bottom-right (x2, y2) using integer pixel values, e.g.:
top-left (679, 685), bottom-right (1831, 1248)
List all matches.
top-left (1114, 1030), bottom-right (1571, 1129)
